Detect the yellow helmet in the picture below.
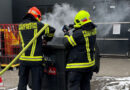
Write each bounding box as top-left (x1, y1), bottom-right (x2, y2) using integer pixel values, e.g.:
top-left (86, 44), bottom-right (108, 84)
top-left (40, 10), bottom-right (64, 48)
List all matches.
top-left (74, 10), bottom-right (92, 28)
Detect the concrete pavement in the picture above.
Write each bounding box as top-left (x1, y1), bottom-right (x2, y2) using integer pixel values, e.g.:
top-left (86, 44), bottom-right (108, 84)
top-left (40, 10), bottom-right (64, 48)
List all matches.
top-left (95, 57), bottom-right (130, 77)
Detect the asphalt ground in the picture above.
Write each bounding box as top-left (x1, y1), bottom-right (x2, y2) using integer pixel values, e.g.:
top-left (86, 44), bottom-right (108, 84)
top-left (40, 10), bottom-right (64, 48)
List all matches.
top-left (1, 57), bottom-right (130, 90)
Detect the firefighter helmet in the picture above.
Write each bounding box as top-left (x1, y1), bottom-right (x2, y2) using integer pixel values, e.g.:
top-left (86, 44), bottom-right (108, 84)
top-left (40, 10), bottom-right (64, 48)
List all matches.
top-left (74, 10), bottom-right (92, 28)
top-left (27, 7), bottom-right (42, 21)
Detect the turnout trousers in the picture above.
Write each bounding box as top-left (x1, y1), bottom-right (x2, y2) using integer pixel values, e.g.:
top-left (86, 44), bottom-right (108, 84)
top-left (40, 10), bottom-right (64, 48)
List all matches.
top-left (18, 61), bottom-right (43, 90)
top-left (67, 71), bottom-right (93, 90)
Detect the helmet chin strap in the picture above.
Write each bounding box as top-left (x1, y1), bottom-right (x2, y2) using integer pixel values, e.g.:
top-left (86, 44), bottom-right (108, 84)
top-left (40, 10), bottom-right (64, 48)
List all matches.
top-left (36, 17), bottom-right (40, 22)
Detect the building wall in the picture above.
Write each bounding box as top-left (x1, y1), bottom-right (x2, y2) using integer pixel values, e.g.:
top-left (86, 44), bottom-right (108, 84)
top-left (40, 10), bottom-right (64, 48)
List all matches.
top-left (12, 0), bottom-right (130, 23)
top-left (0, 0), bottom-right (130, 23)
top-left (0, 0), bottom-right (12, 24)
top-left (12, 0), bottom-right (69, 23)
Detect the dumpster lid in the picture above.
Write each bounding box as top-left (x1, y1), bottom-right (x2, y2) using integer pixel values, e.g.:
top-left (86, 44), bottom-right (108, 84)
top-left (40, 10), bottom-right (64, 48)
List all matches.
top-left (43, 37), bottom-right (65, 49)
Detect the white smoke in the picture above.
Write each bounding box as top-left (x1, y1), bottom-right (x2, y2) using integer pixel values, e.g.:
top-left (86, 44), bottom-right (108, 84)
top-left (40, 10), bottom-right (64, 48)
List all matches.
top-left (41, 1), bottom-right (130, 37)
top-left (96, 1), bottom-right (130, 37)
top-left (41, 3), bottom-right (78, 37)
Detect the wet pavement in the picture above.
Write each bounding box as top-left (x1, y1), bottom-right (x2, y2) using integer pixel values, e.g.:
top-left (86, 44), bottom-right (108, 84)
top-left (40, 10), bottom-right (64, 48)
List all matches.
top-left (1, 57), bottom-right (130, 90)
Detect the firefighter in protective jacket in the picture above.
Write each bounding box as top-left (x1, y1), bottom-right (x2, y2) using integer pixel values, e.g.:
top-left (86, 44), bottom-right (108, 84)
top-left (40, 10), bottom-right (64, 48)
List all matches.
top-left (63, 10), bottom-right (97, 90)
top-left (18, 7), bottom-right (55, 90)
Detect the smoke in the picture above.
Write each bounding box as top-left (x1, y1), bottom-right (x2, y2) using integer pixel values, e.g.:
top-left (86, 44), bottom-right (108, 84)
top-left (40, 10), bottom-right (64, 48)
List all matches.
top-left (42, 3), bottom-right (78, 37)
top-left (42, 1), bottom-right (130, 37)
top-left (96, 1), bottom-right (130, 37)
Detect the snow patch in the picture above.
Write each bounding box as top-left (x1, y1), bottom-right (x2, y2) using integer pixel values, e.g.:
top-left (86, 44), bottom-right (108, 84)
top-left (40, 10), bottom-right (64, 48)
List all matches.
top-left (95, 77), bottom-right (130, 90)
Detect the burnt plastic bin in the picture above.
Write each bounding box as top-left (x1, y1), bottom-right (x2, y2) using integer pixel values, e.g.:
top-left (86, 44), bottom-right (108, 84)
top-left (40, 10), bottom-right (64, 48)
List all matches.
top-left (42, 44), bottom-right (67, 90)
top-left (28, 37), bottom-right (67, 90)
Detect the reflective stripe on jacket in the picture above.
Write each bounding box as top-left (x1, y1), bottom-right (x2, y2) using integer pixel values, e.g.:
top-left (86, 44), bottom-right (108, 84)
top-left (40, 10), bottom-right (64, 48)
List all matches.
top-left (19, 56), bottom-right (43, 61)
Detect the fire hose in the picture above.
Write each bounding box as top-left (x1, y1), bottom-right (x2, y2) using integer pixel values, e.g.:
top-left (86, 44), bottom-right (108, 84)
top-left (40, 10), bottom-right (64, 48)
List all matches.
top-left (0, 24), bottom-right (49, 76)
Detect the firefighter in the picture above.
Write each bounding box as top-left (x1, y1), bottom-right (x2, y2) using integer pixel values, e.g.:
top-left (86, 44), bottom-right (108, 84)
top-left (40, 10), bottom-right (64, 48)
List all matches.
top-left (63, 10), bottom-right (97, 90)
top-left (18, 7), bottom-right (55, 90)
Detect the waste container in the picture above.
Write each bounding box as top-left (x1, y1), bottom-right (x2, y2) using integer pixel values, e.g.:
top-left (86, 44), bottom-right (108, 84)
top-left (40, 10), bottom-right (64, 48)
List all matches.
top-left (42, 41), bottom-right (67, 90)
top-left (28, 37), bottom-right (67, 90)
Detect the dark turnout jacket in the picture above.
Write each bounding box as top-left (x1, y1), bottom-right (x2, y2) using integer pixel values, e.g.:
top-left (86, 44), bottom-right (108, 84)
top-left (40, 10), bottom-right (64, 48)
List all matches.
top-left (64, 22), bottom-right (97, 72)
top-left (19, 17), bottom-right (55, 62)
